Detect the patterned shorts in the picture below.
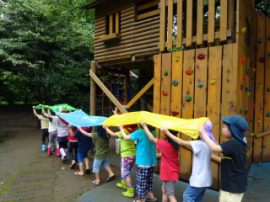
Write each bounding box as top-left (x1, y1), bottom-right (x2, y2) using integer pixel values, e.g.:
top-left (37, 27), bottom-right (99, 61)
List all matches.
top-left (136, 166), bottom-right (154, 200)
top-left (121, 157), bottom-right (135, 179)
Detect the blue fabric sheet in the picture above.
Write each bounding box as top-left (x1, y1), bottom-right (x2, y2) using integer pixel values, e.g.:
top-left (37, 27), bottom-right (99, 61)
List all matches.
top-left (56, 110), bottom-right (107, 127)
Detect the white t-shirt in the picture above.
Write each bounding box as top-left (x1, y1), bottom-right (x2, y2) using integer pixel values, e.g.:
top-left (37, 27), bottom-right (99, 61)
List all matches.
top-left (189, 140), bottom-right (212, 187)
top-left (48, 118), bottom-right (58, 133)
top-left (53, 117), bottom-right (68, 137)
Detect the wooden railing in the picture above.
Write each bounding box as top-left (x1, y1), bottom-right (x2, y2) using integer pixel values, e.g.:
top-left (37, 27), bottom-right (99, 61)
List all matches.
top-left (159, 0), bottom-right (236, 51)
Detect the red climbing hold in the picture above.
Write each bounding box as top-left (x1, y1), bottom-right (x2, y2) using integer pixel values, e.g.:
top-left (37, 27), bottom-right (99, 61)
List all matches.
top-left (185, 69), bottom-right (193, 75)
top-left (240, 57), bottom-right (247, 64)
top-left (171, 111), bottom-right (179, 116)
top-left (197, 53), bottom-right (205, 60)
top-left (162, 90), bottom-right (168, 96)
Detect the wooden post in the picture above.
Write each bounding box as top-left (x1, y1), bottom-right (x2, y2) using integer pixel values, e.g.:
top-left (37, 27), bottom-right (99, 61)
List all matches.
top-left (89, 69), bottom-right (128, 114)
top-left (90, 61), bottom-right (96, 115)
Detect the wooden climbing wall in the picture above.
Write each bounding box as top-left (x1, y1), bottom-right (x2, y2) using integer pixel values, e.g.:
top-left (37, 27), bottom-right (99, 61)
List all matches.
top-left (153, 43), bottom-right (239, 189)
top-left (253, 13), bottom-right (270, 163)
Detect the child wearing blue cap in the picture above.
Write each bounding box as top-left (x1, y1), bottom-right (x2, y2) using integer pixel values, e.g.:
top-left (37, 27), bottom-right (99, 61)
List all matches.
top-left (199, 115), bottom-right (248, 202)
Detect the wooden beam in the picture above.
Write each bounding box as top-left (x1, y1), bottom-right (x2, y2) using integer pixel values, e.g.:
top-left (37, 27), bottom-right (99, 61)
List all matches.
top-left (186, 0), bottom-right (193, 46)
top-left (159, 0), bottom-right (165, 51)
top-left (256, 131), bottom-right (270, 138)
top-left (196, 0), bottom-right (204, 45)
top-left (90, 61), bottom-right (96, 115)
top-left (220, 0), bottom-right (228, 41)
top-left (136, 10), bottom-right (160, 21)
top-left (115, 12), bottom-right (120, 34)
top-left (208, 0), bottom-right (215, 43)
top-left (167, 0), bottom-right (173, 49)
top-left (89, 69), bottom-right (128, 113)
top-left (109, 14), bottom-right (113, 34)
top-left (137, 0), bottom-right (159, 11)
top-left (97, 33), bottom-right (121, 42)
top-left (176, 0), bottom-right (183, 48)
top-left (126, 78), bottom-right (154, 109)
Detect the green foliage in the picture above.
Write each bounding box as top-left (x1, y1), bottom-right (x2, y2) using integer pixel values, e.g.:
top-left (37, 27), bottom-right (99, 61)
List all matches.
top-left (0, 0), bottom-right (94, 109)
top-left (256, 0), bottom-right (270, 16)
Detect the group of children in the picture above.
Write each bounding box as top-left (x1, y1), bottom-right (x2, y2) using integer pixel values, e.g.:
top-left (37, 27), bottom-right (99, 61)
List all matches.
top-left (33, 106), bottom-right (249, 202)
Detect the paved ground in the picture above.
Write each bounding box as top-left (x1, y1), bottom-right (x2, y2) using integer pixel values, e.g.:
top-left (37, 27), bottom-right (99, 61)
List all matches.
top-left (0, 107), bottom-right (119, 202)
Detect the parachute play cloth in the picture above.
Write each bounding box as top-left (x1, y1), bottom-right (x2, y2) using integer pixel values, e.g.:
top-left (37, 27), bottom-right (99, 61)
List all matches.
top-left (102, 111), bottom-right (209, 139)
top-left (35, 104), bottom-right (76, 112)
top-left (56, 109), bottom-right (107, 127)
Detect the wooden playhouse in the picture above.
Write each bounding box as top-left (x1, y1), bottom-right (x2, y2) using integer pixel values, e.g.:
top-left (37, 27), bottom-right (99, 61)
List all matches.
top-left (85, 0), bottom-right (270, 188)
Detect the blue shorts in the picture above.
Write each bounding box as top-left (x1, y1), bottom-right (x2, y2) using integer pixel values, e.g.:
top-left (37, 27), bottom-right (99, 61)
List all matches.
top-left (93, 156), bottom-right (110, 173)
top-left (77, 152), bottom-right (88, 164)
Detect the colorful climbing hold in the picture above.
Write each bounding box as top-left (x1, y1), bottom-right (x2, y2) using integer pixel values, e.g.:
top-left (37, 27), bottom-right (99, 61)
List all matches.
top-left (172, 80), bottom-right (179, 86)
top-left (258, 120), bottom-right (262, 124)
top-left (162, 90), bottom-right (168, 96)
top-left (243, 75), bottom-right (249, 81)
top-left (171, 111), bottom-right (179, 116)
top-left (244, 67), bottom-right (249, 74)
top-left (258, 84), bottom-right (262, 88)
top-left (266, 112), bottom-right (270, 117)
top-left (267, 88), bottom-right (270, 92)
top-left (210, 80), bottom-right (216, 85)
top-left (197, 82), bottom-right (203, 88)
top-left (240, 84), bottom-right (244, 90)
top-left (258, 38), bottom-right (264, 44)
top-left (253, 68), bottom-right (256, 72)
top-left (197, 53), bottom-right (206, 60)
top-left (185, 95), bottom-right (192, 102)
top-left (185, 69), bottom-right (193, 75)
top-left (164, 70), bottom-right (169, 76)
top-left (241, 27), bottom-right (247, 33)
top-left (246, 92), bottom-right (251, 96)
top-left (240, 57), bottom-right (247, 64)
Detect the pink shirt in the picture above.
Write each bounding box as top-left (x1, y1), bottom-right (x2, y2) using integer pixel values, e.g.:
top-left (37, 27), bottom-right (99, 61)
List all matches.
top-left (157, 140), bottom-right (180, 181)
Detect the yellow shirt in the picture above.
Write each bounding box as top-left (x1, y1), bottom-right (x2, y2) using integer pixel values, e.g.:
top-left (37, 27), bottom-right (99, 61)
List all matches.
top-left (35, 114), bottom-right (49, 129)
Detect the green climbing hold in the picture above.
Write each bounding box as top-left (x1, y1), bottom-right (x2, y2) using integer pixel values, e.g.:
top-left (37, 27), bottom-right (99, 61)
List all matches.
top-left (172, 80), bottom-right (179, 86)
top-left (164, 70), bottom-right (169, 76)
top-left (266, 112), bottom-right (270, 117)
top-left (258, 38), bottom-right (264, 44)
top-left (185, 95), bottom-right (192, 102)
top-left (197, 82), bottom-right (203, 88)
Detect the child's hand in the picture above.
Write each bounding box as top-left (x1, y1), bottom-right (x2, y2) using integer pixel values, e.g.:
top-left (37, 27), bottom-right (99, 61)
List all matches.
top-left (160, 128), bottom-right (168, 133)
top-left (118, 125), bottom-right (123, 130)
top-left (32, 106), bottom-right (36, 109)
top-left (140, 122), bottom-right (146, 128)
top-left (198, 126), bottom-right (205, 133)
top-left (77, 126), bottom-right (82, 130)
top-left (103, 125), bottom-right (108, 129)
top-left (112, 107), bottom-right (118, 115)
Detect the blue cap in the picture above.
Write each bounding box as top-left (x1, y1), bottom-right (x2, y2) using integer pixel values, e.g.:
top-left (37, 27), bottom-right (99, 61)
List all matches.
top-left (222, 115), bottom-right (248, 144)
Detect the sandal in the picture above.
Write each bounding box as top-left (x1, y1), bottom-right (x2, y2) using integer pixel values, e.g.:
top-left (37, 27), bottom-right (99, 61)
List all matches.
top-left (145, 197), bottom-right (157, 202)
top-left (106, 174), bottom-right (116, 182)
top-left (85, 168), bottom-right (91, 175)
top-left (74, 171), bottom-right (84, 176)
top-left (92, 180), bottom-right (100, 185)
top-left (70, 162), bottom-right (76, 169)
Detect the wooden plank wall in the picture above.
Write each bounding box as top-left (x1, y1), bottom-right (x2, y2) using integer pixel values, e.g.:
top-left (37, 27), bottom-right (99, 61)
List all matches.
top-left (153, 43), bottom-right (240, 188)
top-left (95, 6), bottom-right (160, 63)
top-left (253, 13), bottom-right (270, 162)
top-left (161, 0), bottom-right (233, 51)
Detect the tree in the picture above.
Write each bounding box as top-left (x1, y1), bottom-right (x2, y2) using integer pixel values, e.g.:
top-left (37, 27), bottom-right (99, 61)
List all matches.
top-left (0, 0), bottom-right (94, 109)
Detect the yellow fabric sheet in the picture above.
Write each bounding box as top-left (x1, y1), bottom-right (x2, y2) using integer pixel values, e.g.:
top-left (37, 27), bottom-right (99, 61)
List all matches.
top-left (102, 111), bottom-right (209, 139)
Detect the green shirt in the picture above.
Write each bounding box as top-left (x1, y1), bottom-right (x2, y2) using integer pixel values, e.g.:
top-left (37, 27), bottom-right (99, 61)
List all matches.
top-left (93, 133), bottom-right (110, 159)
top-left (117, 132), bottom-right (136, 158)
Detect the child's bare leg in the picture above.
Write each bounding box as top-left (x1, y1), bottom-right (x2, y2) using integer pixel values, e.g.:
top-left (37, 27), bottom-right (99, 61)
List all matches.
top-left (95, 172), bottom-right (100, 182)
top-left (126, 175), bottom-right (132, 187)
top-left (79, 163), bottom-right (84, 174)
top-left (162, 186), bottom-right (168, 202)
top-left (146, 192), bottom-right (155, 199)
top-left (168, 195), bottom-right (177, 202)
top-left (105, 166), bottom-right (114, 177)
top-left (84, 158), bottom-right (90, 169)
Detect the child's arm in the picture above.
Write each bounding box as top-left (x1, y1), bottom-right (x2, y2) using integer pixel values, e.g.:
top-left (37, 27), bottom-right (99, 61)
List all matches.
top-left (199, 126), bottom-right (222, 152)
top-left (77, 126), bottom-right (93, 138)
top-left (118, 126), bottom-right (131, 140)
top-left (32, 106), bottom-right (42, 119)
top-left (162, 128), bottom-right (191, 148)
top-left (141, 122), bottom-right (157, 144)
top-left (103, 125), bottom-right (118, 138)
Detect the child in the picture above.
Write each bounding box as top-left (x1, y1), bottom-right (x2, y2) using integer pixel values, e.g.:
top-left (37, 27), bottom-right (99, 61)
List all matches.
top-left (199, 115), bottom-right (248, 202)
top-left (119, 125), bottom-right (157, 202)
top-left (42, 108), bottom-right (59, 156)
top-left (141, 122), bottom-right (179, 202)
top-left (72, 126), bottom-right (93, 175)
top-left (68, 125), bottom-right (78, 169)
top-left (104, 124), bottom-right (137, 198)
top-left (32, 106), bottom-right (49, 152)
top-left (43, 110), bottom-right (69, 161)
top-left (163, 119), bottom-right (215, 202)
top-left (79, 126), bottom-right (115, 185)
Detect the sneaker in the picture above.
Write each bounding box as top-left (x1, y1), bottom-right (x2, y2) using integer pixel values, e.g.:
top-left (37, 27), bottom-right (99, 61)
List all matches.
top-left (47, 147), bottom-right (52, 156)
top-left (41, 144), bottom-right (46, 152)
top-left (56, 148), bottom-right (60, 157)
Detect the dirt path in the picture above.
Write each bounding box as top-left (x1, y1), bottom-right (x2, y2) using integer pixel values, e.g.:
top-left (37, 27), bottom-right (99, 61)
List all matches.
top-left (0, 107), bottom-right (118, 202)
